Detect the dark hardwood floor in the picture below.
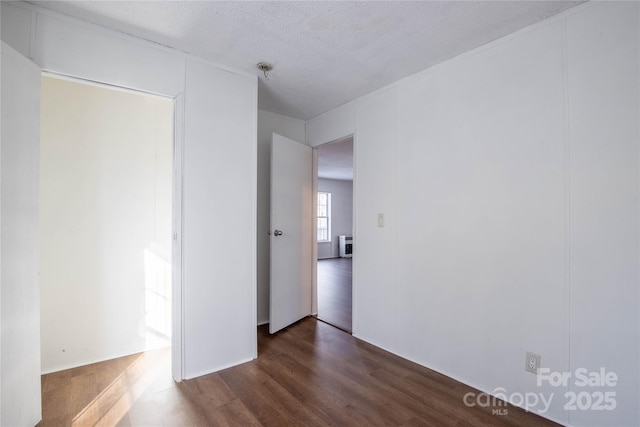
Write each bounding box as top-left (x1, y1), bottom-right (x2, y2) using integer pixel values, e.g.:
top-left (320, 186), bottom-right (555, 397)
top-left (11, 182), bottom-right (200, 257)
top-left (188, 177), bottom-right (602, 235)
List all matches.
top-left (39, 318), bottom-right (560, 427)
top-left (317, 257), bottom-right (352, 333)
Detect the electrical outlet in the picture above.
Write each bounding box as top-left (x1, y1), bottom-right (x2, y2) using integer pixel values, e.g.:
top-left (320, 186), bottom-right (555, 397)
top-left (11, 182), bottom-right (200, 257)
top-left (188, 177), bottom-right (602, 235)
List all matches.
top-left (525, 352), bottom-right (541, 374)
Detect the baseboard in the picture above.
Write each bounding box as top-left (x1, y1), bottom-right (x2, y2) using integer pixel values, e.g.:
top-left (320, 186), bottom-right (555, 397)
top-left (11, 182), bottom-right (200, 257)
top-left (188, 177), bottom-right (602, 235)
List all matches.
top-left (41, 345), bottom-right (170, 375)
top-left (183, 356), bottom-right (255, 380)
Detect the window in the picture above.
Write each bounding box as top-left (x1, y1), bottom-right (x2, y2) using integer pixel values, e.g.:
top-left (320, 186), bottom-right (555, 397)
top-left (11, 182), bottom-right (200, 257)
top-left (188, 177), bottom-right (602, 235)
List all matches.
top-left (317, 192), bottom-right (331, 242)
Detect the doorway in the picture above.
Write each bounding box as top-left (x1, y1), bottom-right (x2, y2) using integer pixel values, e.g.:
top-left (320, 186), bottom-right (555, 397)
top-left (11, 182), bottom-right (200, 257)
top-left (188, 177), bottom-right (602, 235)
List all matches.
top-left (39, 74), bottom-right (175, 373)
top-left (315, 137), bottom-right (354, 333)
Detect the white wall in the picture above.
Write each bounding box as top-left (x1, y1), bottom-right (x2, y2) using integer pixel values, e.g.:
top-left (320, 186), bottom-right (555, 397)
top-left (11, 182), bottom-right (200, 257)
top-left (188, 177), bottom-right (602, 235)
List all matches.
top-left (566, 5), bottom-right (639, 426)
top-left (256, 110), bottom-right (306, 325)
top-left (1, 1), bottom-right (257, 381)
top-left (39, 76), bottom-right (173, 373)
top-left (182, 57), bottom-right (257, 377)
top-left (1, 41), bottom-right (42, 427)
top-left (317, 179), bottom-right (353, 259)
top-left (307, 3), bottom-right (639, 426)
top-left (308, 102), bottom-right (356, 148)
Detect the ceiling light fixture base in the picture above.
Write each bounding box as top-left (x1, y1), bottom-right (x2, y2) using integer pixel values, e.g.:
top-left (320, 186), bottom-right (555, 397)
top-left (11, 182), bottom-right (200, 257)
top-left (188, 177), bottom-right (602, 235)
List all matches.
top-left (257, 62), bottom-right (273, 79)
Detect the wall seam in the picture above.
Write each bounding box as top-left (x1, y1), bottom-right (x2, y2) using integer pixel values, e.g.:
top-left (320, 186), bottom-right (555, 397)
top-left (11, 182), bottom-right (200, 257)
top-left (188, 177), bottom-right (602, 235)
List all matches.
top-left (561, 14), bottom-right (572, 427)
top-left (180, 57), bottom-right (188, 380)
top-left (28, 8), bottom-right (36, 59)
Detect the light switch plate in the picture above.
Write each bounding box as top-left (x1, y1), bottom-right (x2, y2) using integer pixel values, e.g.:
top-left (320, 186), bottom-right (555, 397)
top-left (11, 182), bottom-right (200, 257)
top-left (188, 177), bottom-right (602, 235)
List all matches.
top-left (377, 213), bottom-right (384, 227)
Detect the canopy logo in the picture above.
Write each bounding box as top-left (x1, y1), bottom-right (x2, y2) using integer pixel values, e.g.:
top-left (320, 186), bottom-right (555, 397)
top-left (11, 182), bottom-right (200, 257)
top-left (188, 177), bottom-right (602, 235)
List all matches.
top-left (463, 388), bottom-right (553, 415)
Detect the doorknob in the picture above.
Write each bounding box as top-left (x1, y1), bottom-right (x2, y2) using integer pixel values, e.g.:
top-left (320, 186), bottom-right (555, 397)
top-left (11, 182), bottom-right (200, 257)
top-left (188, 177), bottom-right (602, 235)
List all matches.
top-left (274, 230), bottom-right (283, 236)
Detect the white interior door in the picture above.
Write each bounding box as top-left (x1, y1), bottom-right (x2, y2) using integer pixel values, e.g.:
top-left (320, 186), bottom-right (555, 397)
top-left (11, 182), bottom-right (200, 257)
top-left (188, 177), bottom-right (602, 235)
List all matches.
top-left (270, 133), bottom-right (312, 334)
top-left (1, 42), bottom-right (42, 426)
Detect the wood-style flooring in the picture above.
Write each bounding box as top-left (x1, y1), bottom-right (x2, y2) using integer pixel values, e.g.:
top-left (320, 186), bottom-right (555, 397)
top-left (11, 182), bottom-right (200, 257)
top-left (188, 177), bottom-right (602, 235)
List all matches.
top-left (39, 318), bottom-right (559, 427)
top-left (317, 257), bottom-right (352, 333)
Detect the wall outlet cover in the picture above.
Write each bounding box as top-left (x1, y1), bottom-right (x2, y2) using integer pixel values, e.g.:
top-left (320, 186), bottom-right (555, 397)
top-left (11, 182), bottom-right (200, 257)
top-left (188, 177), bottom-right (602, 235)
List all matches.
top-left (525, 351), bottom-right (541, 374)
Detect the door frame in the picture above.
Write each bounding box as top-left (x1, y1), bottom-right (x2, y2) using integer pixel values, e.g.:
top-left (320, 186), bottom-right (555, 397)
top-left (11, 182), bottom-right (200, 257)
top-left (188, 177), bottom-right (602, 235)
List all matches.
top-left (311, 134), bottom-right (356, 333)
top-left (40, 71), bottom-right (185, 380)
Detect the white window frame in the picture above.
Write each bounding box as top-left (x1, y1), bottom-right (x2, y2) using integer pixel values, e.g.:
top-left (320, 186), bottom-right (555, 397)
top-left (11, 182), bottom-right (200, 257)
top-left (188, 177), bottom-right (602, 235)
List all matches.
top-left (317, 192), bottom-right (331, 242)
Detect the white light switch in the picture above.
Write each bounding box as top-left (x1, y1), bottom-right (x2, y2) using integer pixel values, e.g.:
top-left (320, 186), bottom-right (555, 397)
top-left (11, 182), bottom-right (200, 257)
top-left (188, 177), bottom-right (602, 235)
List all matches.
top-left (377, 213), bottom-right (384, 227)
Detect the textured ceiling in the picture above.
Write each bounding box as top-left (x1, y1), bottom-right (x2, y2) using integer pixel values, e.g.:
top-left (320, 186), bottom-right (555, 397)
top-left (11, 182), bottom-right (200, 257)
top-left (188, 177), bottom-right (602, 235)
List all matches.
top-left (318, 137), bottom-right (353, 181)
top-left (31, 1), bottom-right (583, 120)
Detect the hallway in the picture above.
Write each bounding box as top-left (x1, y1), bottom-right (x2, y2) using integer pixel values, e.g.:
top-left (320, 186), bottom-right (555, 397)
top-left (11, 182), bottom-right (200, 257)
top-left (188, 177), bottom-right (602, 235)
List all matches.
top-left (317, 257), bottom-right (352, 333)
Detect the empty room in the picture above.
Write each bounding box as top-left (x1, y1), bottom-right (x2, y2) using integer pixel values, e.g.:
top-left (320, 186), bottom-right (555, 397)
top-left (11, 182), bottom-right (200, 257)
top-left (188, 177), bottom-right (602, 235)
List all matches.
top-left (1, 1), bottom-right (638, 427)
